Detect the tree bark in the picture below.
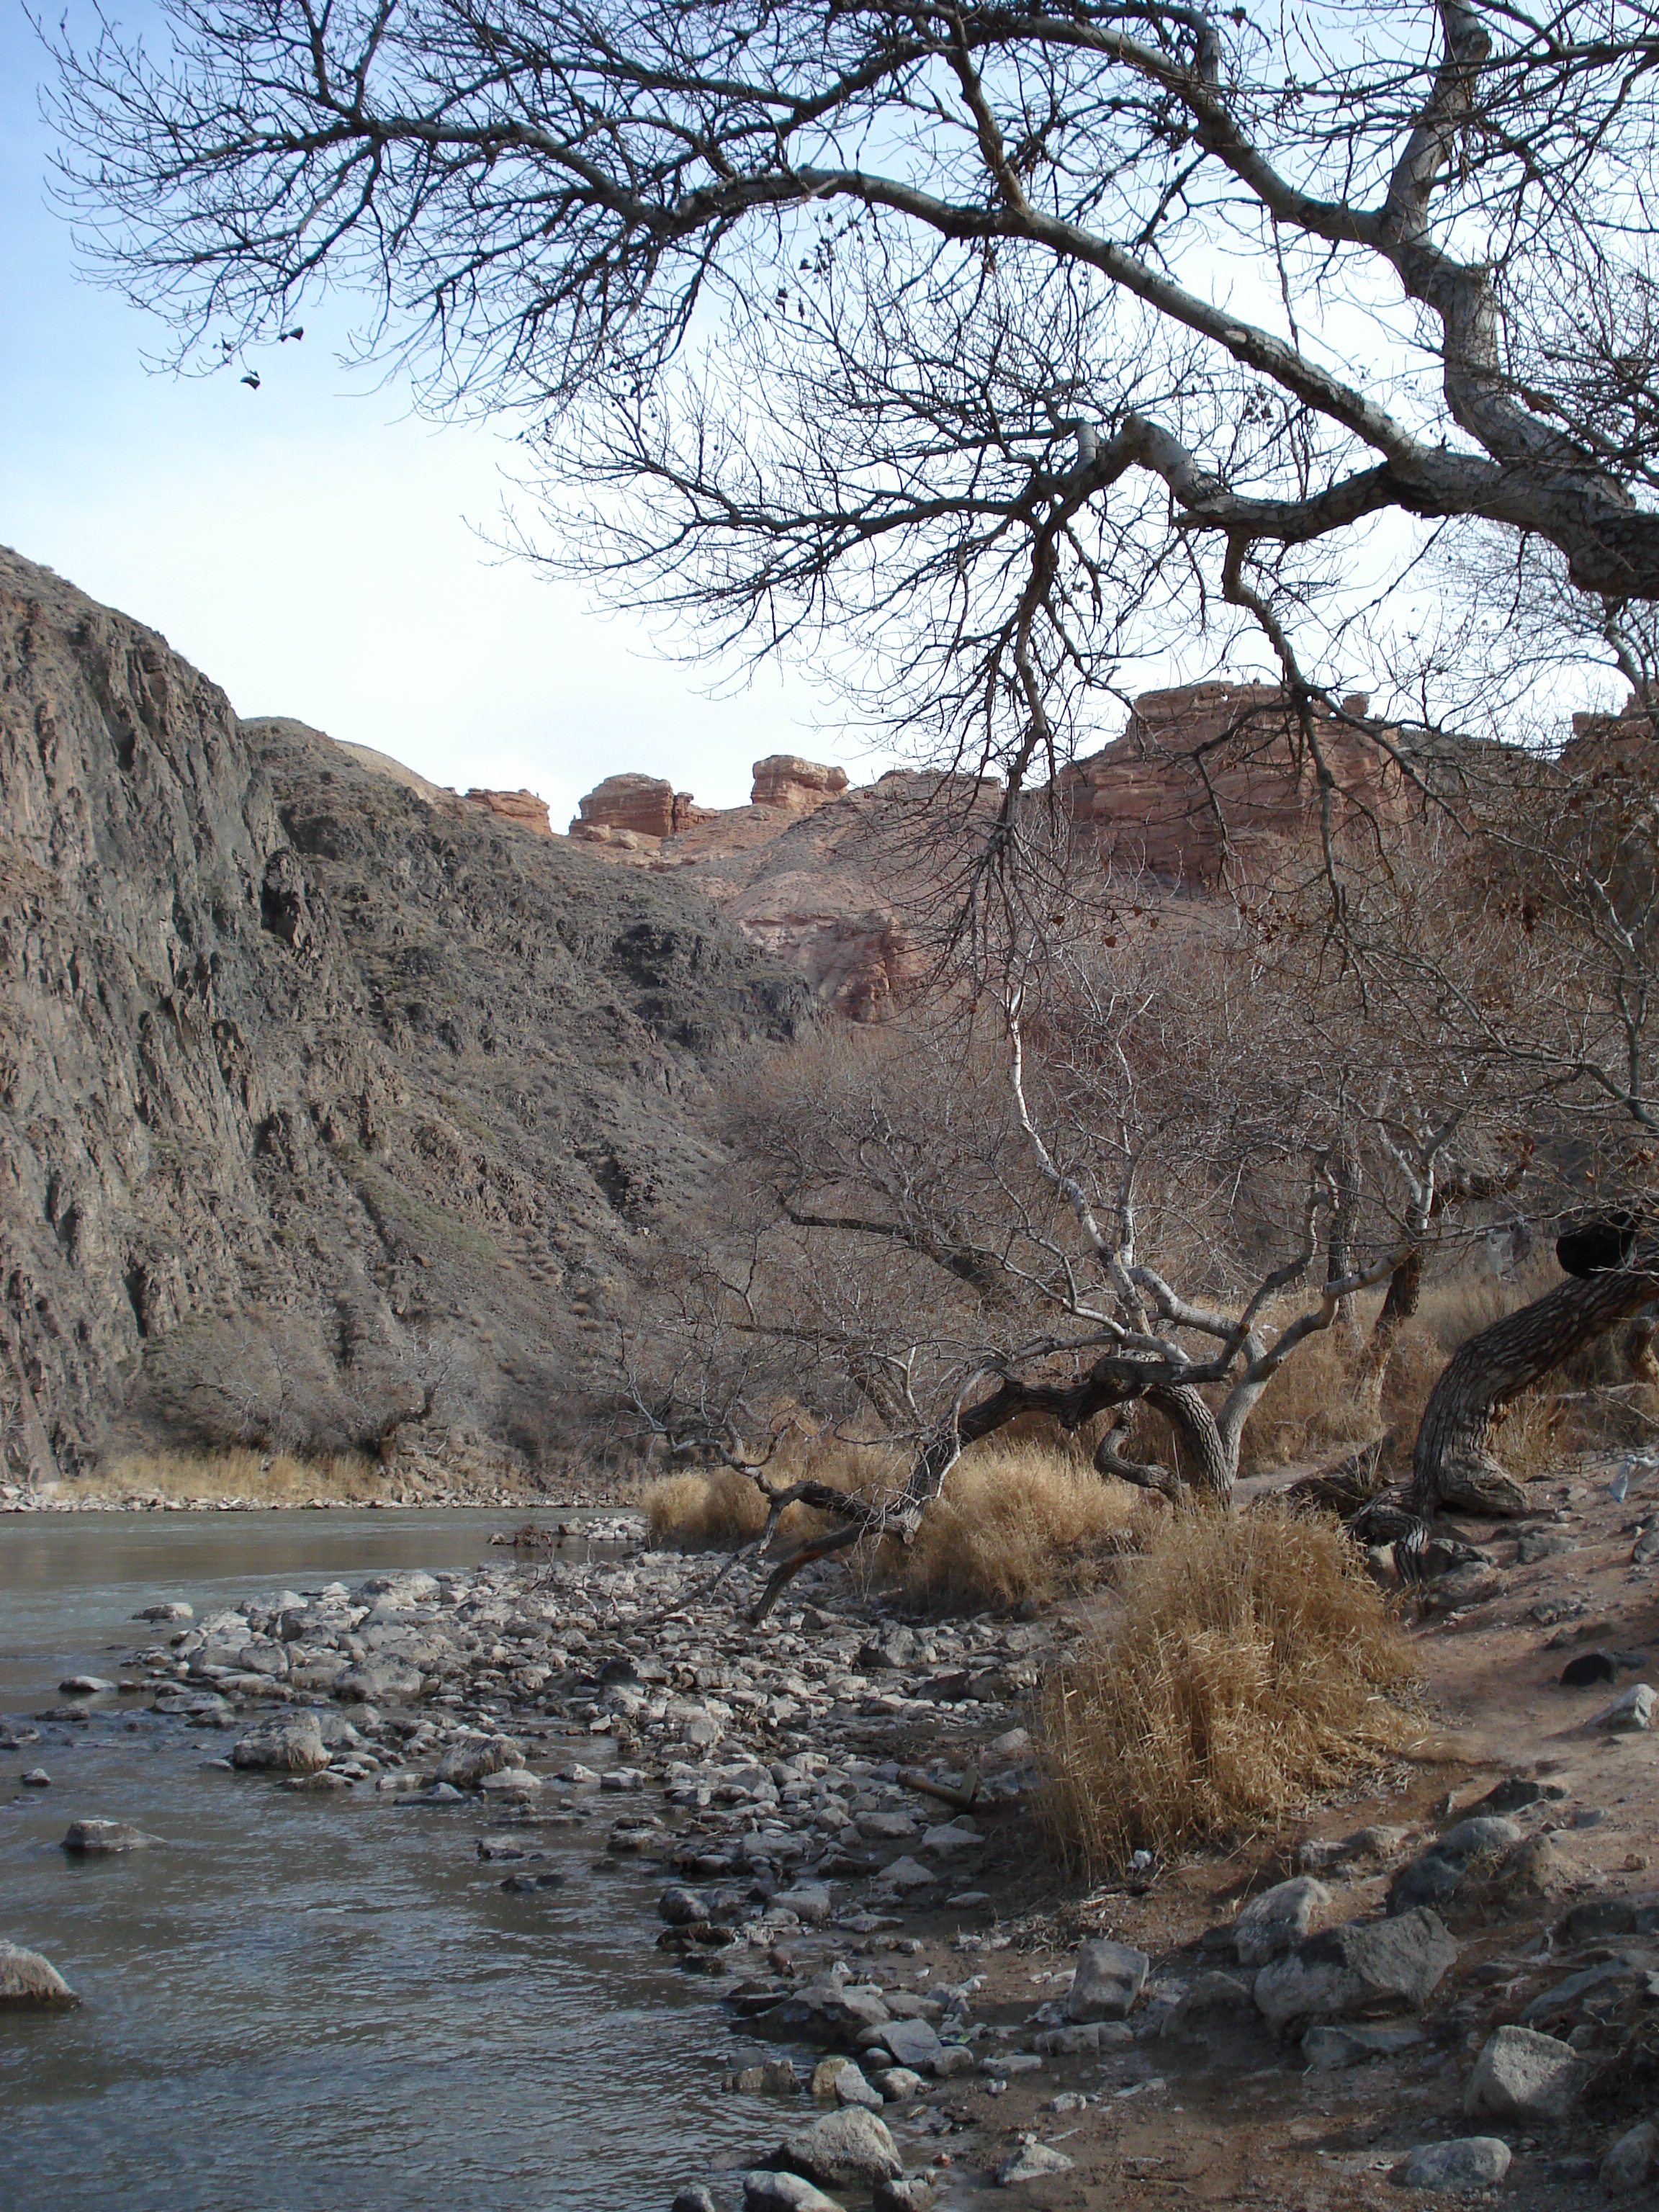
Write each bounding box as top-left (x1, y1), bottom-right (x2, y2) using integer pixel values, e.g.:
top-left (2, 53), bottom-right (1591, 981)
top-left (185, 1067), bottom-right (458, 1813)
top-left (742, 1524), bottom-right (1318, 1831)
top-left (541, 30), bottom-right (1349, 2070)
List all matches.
top-left (1412, 1259), bottom-right (1659, 1515)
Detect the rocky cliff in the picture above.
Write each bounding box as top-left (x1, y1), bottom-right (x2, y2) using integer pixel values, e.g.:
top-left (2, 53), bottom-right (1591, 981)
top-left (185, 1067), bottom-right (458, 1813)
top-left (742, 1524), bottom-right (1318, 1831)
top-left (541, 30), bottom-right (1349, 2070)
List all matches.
top-left (0, 548), bottom-right (812, 1481)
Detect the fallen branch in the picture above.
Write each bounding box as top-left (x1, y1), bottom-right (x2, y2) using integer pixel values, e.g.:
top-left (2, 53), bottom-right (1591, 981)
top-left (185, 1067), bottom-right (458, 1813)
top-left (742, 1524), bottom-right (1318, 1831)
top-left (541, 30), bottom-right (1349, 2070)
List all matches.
top-left (896, 1763), bottom-right (981, 1810)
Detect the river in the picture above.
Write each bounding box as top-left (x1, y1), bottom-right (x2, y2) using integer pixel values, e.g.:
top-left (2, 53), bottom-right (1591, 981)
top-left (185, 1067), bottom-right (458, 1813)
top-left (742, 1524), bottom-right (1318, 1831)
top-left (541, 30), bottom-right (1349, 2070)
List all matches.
top-left (0, 1510), bottom-right (796, 2212)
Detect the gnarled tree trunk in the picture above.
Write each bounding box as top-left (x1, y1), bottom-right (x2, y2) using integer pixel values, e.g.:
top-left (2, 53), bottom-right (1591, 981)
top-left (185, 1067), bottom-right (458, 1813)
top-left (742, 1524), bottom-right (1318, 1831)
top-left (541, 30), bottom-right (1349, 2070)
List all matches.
top-left (1412, 1259), bottom-right (1659, 1516)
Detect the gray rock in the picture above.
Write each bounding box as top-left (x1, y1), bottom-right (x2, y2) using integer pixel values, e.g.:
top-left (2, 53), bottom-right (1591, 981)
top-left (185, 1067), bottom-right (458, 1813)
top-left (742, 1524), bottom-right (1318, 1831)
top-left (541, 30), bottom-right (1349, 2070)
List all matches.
top-left (1386, 1854), bottom-right (1465, 1915)
top-left (1066, 1937), bottom-right (1150, 2022)
top-left (776, 2107), bottom-right (902, 2189)
top-left (19, 1768), bottom-right (50, 1786)
top-left (776, 1883), bottom-right (832, 1926)
top-left (1463, 2023), bottom-right (1589, 2122)
top-left (831, 2062), bottom-right (883, 2111)
top-left (876, 1856), bottom-right (935, 1893)
top-left (660, 1884), bottom-right (712, 1925)
top-left (743, 2175), bottom-right (841, 2212)
top-left (58, 1675), bottom-right (117, 1694)
top-left (1303, 2021), bottom-right (1425, 2068)
top-left (232, 1712), bottom-right (328, 1773)
top-left (61, 1818), bottom-right (163, 1853)
top-left (871, 2017), bottom-right (943, 2073)
top-left (138, 1601), bottom-right (193, 1622)
top-left (1601, 2121), bottom-right (1656, 2191)
top-left (1393, 2137), bottom-right (1512, 2191)
top-left (871, 2068), bottom-right (927, 2104)
top-left (1235, 1877), bottom-right (1331, 1966)
top-left (1436, 1816), bottom-right (1522, 1861)
top-left (1254, 1909), bottom-right (1458, 2037)
top-left (434, 1733), bottom-right (523, 1787)
top-left (477, 1766), bottom-right (540, 1798)
top-left (335, 1660), bottom-right (424, 1701)
top-left (1297, 1824), bottom-right (1411, 1872)
top-left (997, 2139), bottom-right (1074, 2184)
top-left (855, 1811), bottom-right (917, 1840)
top-left (0, 1941), bottom-right (78, 2005)
top-left (873, 2181), bottom-right (933, 2212)
top-left (1162, 1972), bottom-right (1256, 2037)
top-left (1593, 1683), bottom-right (1655, 1732)
top-left (671, 2191), bottom-right (719, 2212)
top-left (733, 2060), bottom-right (803, 2096)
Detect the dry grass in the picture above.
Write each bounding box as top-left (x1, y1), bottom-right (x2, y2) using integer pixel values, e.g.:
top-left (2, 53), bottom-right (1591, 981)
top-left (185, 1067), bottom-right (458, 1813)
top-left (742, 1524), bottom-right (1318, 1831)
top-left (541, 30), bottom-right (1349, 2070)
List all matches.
top-left (79, 1447), bottom-right (394, 1506)
top-left (1240, 1321), bottom-right (1388, 1472)
top-left (886, 1442), bottom-right (1139, 1609)
top-left (1041, 1504), bottom-right (1418, 1874)
top-left (644, 1436), bottom-right (1137, 1610)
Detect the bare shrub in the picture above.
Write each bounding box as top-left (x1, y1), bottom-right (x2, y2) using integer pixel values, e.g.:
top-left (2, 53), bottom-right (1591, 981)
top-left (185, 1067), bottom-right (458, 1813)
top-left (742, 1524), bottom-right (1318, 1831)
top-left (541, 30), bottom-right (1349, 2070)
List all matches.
top-left (885, 1443), bottom-right (1139, 1611)
top-left (1041, 1506), bottom-right (1417, 1875)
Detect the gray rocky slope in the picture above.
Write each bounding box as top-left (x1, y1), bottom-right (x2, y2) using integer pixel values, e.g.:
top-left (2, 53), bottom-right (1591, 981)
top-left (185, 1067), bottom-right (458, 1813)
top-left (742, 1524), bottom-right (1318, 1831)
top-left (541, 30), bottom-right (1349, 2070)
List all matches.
top-left (0, 546), bottom-right (812, 1479)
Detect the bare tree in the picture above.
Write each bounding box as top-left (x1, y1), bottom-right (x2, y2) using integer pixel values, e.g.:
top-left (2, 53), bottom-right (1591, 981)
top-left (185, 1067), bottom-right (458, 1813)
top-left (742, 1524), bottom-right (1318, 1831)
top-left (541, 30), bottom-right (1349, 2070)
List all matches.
top-left (41, 0), bottom-right (1659, 847)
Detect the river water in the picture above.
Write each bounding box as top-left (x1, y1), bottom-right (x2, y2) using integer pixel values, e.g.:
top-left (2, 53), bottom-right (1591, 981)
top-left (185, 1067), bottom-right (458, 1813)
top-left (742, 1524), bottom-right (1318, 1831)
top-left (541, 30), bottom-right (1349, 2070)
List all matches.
top-left (0, 1511), bottom-right (797, 2212)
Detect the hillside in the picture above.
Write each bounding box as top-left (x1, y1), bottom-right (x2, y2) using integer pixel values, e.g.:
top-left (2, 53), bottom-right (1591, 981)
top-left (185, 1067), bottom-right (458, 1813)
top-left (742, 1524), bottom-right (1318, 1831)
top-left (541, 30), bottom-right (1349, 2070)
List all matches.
top-left (0, 547), bottom-right (813, 1483)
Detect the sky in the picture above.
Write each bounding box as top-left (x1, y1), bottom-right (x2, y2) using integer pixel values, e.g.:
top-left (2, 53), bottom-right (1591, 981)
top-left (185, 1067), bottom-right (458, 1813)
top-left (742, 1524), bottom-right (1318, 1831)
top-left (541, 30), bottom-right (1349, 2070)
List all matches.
top-left (0, 2), bottom-right (850, 827)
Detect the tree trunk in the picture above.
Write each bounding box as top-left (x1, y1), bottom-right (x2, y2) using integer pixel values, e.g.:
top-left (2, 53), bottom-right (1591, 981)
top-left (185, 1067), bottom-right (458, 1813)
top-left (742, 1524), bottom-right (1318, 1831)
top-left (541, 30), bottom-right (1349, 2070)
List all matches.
top-left (1325, 1135), bottom-right (1364, 1344)
top-left (1354, 1244), bottom-right (1424, 1413)
top-left (1093, 1382), bottom-right (1236, 1501)
top-left (1413, 1261), bottom-right (1659, 1515)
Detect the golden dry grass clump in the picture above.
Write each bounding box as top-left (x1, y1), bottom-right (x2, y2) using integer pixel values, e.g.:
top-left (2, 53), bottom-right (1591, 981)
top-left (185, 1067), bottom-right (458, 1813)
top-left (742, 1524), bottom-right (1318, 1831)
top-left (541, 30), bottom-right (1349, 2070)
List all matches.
top-left (890, 1442), bottom-right (1138, 1609)
top-left (1042, 1505), bottom-right (1417, 1875)
top-left (80, 1447), bottom-right (386, 1506)
top-left (644, 1439), bottom-right (1136, 1609)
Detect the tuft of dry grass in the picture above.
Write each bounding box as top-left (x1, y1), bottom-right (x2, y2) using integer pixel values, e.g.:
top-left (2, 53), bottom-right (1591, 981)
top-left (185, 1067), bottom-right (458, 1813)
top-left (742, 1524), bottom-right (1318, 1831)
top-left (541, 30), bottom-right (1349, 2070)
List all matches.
top-left (1041, 1505), bottom-right (1418, 1875)
top-left (886, 1442), bottom-right (1139, 1609)
top-left (1240, 1321), bottom-right (1388, 1472)
top-left (643, 1465), bottom-right (777, 1547)
top-left (80, 1447), bottom-right (390, 1506)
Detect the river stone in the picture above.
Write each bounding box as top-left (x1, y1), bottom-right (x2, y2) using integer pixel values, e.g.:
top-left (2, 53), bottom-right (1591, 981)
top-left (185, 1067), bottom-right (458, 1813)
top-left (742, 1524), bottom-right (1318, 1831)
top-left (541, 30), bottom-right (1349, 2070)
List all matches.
top-left (997, 2139), bottom-right (1074, 2183)
top-left (21, 1768), bottom-right (51, 1786)
top-left (776, 2107), bottom-right (903, 2188)
top-left (743, 2175), bottom-right (842, 2212)
top-left (1253, 1909), bottom-right (1458, 2037)
top-left (1235, 1877), bottom-right (1331, 1966)
top-left (660, 1885), bottom-right (711, 1925)
top-left (0, 1942), bottom-right (78, 2005)
top-left (832, 2061), bottom-right (884, 2111)
top-left (478, 1766), bottom-right (541, 1797)
top-left (855, 1811), bottom-right (917, 1841)
top-left (231, 1712), bottom-right (328, 1773)
top-left (735, 2059), bottom-right (803, 2096)
top-left (353, 1570), bottom-right (439, 1604)
top-left (1593, 1683), bottom-right (1655, 1732)
top-left (436, 1734), bottom-right (523, 1786)
top-left (1162, 1972), bottom-right (1256, 2036)
top-left (335, 1659), bottom-right (424, 1701)
top-left (776, 1883), bottom-right (832, 1925)
top-left (919, 1821), bottom-right (981, 1856)
top-left (1464, 2024), bottom-right (1589, 2121)
top-left (1066, 1937), bottom-right (1150, 2022)
top-left (876, 1856), bottom-right (935, 1893)
top-left (1394, 2138), bottom-right (1512, 2191)
top-left (773, 1980), bottom-right (891, 2046)
top-left (873, 2181), bottom-right (934, 2212)
top-left (58, 1674), bottom-right (117, 1695)
top-left (672, 2191), bottom-right (719, 2212)
top-left (1601, 2121), bottom-right (1656, 2190)
top-left (871, 2017), bottom-right (943, 2072)
top-left (61, 1819), bottom-right (163, 1853)
top-left (138, 1601), bottom-right (193, 1622)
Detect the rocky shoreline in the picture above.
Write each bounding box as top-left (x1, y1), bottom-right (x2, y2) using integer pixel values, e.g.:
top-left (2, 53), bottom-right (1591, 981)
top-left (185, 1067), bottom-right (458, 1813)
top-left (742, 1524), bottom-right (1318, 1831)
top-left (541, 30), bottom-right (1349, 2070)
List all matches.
top-left (7, 1519), bottom-right (1659, 2207)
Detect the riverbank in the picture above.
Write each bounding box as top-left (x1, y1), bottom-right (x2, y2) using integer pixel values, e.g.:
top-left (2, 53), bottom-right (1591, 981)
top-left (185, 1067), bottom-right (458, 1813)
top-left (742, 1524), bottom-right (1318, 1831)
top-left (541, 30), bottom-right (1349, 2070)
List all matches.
top-left (6, 1463), bottom-right (1659, 2209)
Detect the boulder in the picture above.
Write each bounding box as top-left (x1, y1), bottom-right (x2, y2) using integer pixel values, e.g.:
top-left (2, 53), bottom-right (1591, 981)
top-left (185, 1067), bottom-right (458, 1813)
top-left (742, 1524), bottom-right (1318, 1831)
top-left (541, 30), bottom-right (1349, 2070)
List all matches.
top-left (1393, 2138), bottom-right (1512, 2191)
top-left (873, 2181), bottom-right (934, 2212)
top-left (1601, 2121), bottom-right (1656, 2191)
top-left (1435, 1816), bottom-right (1522, 1861)
top-left (869, 2017), bottom-right (943, 2074)
top-left (58, 1675), bottom-right (117, 1694)
top-left (775, 1883), bottom-right (832, 1926)
top-left (1234, 1877), bottom-right (1331, 1966)
top-left (231, 1712), bottom-right (328, 1773)
top-left (1161, 1972), bottom-right (1256, 2038)
top-left (464, 787), bottom-right (552, 835)
top-left (61, 1819), bottom-right (163, 1853)
top-left (0, 1942), bottom-right (78, 2005)
top-left (660, 1886), bottom-right (712, 1926)
top-left (1253, 1910), bottom-right (1458, 2038)
top-left (1386, 1854), bottom-right (1465, 1915)
top-left (831, 2062), bottom-right (884, 2112)
top-left (1463, 2025), bottom-right (1589, 2122)
top-left (1066, 1938), bottom-right (1150, 2022)
top-left (775, 2108), bottom-right (902, 2189)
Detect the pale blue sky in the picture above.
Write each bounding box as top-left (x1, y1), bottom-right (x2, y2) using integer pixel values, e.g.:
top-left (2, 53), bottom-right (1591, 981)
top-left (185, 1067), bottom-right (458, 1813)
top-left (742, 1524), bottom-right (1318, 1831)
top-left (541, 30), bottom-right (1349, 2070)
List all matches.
top-left (0, 1), bottom-right (846, 824)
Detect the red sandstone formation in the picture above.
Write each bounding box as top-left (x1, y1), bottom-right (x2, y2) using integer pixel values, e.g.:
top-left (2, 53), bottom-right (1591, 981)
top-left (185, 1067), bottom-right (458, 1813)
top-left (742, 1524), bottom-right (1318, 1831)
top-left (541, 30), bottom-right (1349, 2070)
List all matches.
top-left (1058, 680), bottom-right (1408, 884)
top-left (750, 755), bottom-right (850, 811)
top-left (464, 787), bottom-right (552, 835)
top-left (572, 773), bottom-right (709, 840)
